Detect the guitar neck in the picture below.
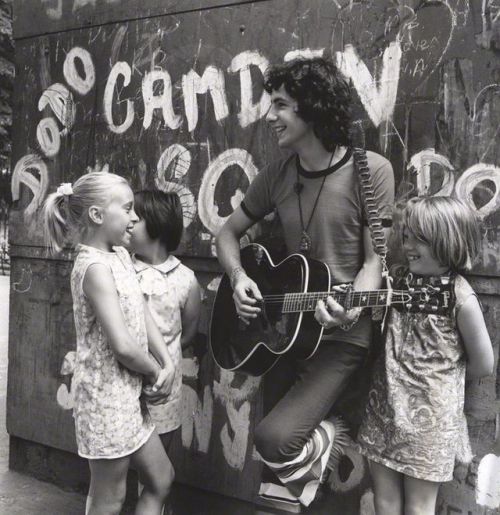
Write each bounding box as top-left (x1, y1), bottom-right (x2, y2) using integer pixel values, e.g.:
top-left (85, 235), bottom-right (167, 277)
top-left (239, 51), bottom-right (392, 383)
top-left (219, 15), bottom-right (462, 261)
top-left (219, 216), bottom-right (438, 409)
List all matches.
top-left (281, 289), bottom-right (410, 313)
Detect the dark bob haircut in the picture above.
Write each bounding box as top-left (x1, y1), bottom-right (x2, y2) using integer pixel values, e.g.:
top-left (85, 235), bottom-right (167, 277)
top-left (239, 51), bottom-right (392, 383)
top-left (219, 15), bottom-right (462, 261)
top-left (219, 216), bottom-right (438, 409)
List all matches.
top-left (134, 190), bottom-right (183, 252)
top-left (263, 57), bottom-right (352, 150)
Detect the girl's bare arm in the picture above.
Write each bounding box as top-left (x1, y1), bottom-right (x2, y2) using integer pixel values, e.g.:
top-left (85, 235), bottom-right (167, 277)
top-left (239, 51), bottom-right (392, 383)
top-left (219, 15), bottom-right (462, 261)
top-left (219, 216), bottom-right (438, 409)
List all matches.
top-left (83, 263), bottom-right (160, 383)
top-left (457, 295), bottom-right (494, 378)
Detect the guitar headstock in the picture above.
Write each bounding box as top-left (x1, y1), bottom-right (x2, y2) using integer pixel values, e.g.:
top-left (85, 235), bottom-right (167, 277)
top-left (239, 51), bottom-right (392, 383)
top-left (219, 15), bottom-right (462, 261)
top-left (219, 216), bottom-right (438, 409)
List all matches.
top-left (398, 281), bottom-right (455, 315)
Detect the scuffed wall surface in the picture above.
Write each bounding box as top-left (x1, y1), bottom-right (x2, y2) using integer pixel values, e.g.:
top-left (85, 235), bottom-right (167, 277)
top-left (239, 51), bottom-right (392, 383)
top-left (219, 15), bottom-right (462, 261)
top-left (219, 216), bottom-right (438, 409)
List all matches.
top-left (8, 0), bottom-right (500, 511)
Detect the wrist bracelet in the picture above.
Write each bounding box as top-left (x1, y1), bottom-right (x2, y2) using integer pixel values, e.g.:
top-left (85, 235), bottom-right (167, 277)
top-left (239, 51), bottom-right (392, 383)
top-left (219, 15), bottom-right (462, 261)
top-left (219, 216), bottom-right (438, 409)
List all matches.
top-left (340, 308), bottom-right (362, 331)
top-left (230, 266), bottom-right (245, 289)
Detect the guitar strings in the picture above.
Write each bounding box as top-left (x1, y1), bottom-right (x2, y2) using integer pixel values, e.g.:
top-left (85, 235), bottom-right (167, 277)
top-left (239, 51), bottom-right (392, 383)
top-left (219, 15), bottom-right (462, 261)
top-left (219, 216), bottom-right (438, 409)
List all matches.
top-left (259, 290), bottom-right (410, 301)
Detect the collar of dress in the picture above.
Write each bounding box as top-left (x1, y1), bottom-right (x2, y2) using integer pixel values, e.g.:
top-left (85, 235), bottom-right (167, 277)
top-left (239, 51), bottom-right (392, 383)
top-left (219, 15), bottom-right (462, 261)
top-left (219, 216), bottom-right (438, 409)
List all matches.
top-left (132, 254), bottom-right (181, 275)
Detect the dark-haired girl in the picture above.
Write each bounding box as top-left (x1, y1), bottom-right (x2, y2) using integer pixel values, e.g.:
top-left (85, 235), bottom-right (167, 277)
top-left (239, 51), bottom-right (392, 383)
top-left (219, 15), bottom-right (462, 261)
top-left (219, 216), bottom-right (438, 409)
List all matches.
top-left (130, 190), bottom-right (201, 453)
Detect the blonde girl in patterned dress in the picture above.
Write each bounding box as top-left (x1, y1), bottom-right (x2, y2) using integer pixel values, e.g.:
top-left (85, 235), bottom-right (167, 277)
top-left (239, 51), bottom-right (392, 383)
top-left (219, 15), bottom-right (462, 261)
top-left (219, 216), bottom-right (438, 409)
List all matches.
top-left (129, 190), bottom-right (201, 452)
top-left (357, 196), bottom-right (494, 515)
top-left (43, 173), bottom-right (176, 515)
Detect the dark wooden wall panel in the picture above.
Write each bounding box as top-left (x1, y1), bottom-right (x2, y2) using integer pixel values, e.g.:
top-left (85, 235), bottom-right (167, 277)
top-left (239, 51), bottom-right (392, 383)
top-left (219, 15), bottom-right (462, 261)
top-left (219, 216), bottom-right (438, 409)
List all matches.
top-left (8, 0), bottom-right (500, 512)
top-left (13, 0), bottom-right (271, 38)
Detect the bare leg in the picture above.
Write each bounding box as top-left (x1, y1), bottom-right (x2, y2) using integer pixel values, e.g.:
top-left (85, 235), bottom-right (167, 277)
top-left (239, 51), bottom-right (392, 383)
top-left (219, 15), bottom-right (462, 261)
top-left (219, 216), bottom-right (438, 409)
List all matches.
top-left (87, 457), bottom-right (130, 515)
top-left (369, 460), bottom-right (404, 515)
top-left (404, 475), bottom-right (440, 515)
top-left (132, 430), bottom-right (174, 515)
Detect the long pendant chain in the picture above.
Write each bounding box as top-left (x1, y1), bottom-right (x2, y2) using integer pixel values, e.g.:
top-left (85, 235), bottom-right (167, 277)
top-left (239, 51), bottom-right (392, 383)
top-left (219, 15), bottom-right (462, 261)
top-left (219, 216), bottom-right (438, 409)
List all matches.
top-left (296, 152), bottom-right (334, 255)
top-left (297, 175), bottom-right (327, 254)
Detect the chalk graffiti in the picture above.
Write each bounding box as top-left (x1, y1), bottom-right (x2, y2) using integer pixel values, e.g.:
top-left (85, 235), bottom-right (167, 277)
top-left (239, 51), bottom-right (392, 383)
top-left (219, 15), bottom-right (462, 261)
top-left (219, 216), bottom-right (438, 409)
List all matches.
top-left (181, 355), bottom-right (260, 469)
top-left (476, 452), bottom-right (500, 508)
top-left (41, 0), bottom-right (120, 19)
top-left (455, 164), bottom-right (500, 219)
top-left (63, 47), bottom-right (95, 96)
top-left (228, 51), bottom-right (270, 129)
top-left (182, 66), bottom-right (229, 132)
top-left (409, 149), bottom-right (455, 197)
top-left (142, 69), bottom-right (182, 130)
top-left (38, 83), bottom-right (75, 133)
top-left (198, 148), bottom-right (259, 236)
top-left (104, 61), bottom-right (134, 134)
top-left (155, 144), bottom-right (196, 228)
top-left (11, 155), bottom-right (49, 220)
top-left (41, 0), bottom-right (62, 19)
top-left (11, 265), bottom-right (33, 294)
top-left (409, 149), bottom-right (500, 218)
top-left (56, 351), bottom-right (76, 410)
top-left (337, 42), bottom-right (402, 127)
top-left (479, 0), bottom-right (500, 48)
top-left (213, 368), bottom-right (260, 470)
top-left (36, 117), bottom-right (61, 157)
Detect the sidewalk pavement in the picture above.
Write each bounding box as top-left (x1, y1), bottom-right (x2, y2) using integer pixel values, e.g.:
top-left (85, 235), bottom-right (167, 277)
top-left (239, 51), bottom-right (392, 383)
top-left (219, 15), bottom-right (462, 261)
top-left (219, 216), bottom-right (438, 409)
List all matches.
top-left (0, 275), bottom-right (86, 514)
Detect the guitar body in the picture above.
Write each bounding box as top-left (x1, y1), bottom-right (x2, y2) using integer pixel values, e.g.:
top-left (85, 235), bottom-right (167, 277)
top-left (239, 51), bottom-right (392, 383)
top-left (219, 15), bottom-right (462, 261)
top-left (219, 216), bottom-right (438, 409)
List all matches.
top-left (209, 243), bottom-right (331, 376)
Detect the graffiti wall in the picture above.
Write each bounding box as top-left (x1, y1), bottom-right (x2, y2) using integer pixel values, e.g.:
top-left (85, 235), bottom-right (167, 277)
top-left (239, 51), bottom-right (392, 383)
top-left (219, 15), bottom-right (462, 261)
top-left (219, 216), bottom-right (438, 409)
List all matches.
top-left (8, 0), bottom-right (500, 512)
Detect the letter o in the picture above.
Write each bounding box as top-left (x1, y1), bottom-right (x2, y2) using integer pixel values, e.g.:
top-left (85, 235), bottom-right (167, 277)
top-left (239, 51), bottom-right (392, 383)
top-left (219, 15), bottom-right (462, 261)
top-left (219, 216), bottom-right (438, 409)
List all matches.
top-left (454, 163), bottom-right (500, 219)
top-left (63, 47), bottom-right (95, 95)
top-left (198, 148), bottom-right (258, 235)
top-left (36, 117), bottom-right (61, 157)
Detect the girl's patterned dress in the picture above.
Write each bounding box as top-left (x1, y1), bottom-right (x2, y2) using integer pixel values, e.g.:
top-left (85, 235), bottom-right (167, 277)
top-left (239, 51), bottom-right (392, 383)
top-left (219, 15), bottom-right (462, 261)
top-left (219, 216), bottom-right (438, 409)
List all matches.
top-left (133, 255), bottom-right (197, 434)
top-left (357, 273), bottom-right (474, 482)
top-left (71, 244), bottom-right (154, 459)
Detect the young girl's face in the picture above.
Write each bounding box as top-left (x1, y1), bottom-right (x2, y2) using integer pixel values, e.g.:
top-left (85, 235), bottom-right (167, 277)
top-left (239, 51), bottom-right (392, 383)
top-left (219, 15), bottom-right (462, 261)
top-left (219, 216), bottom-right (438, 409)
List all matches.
top-left (129, 218), bottom-right (153, 255)
top-left (402, 228), bottom-right (449, 276)
top-left (100, 184), bottom-right (138, 249)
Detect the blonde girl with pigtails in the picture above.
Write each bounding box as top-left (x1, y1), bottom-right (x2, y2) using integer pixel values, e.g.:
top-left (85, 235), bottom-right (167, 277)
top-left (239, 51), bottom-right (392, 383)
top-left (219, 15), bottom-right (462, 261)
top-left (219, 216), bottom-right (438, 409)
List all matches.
top-left (43, 172), bottom-right (176, 515)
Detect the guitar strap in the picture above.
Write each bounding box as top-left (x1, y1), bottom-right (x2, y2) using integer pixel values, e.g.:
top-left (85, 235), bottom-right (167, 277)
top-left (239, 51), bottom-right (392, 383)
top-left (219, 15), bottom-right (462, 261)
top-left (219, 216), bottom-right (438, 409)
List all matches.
top-left (352, 147), bottom-right (390, 279)
top-left (352, 146), bottom-right (393, 326)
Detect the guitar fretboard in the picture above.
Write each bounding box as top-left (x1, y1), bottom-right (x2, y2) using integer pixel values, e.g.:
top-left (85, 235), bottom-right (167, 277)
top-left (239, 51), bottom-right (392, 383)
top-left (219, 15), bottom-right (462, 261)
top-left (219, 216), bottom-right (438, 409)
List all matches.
top-left (275, 290), bottom-right (411, 313)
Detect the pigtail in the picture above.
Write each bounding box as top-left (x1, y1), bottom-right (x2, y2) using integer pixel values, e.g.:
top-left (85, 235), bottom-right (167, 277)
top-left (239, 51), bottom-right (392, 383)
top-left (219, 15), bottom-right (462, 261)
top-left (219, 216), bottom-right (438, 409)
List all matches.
top-left (43, 191), bottom-right (70, 253)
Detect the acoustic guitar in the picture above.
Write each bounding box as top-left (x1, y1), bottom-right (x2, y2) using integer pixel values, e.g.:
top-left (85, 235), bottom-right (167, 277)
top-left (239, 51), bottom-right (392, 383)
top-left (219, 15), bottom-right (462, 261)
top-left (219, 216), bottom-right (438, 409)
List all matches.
top-left (209, 243), bottom-right (454, 376)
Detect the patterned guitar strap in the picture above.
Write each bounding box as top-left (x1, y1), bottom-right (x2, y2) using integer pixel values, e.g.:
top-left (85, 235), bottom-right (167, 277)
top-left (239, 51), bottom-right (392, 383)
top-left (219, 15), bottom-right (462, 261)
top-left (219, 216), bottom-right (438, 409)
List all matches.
top-left (352, 146), bottom-right (392, 326)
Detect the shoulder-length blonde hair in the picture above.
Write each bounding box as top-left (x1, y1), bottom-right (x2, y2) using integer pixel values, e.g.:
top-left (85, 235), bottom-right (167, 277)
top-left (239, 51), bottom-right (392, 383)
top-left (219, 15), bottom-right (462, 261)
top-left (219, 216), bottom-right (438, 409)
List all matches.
top-left (403, 196), bottom-right (482, 272)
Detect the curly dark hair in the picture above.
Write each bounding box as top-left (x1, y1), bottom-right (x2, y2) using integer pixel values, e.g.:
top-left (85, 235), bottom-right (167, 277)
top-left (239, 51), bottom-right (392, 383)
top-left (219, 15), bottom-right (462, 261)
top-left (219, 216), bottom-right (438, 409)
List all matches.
top-left (263, 57), bottom-right (352, 150)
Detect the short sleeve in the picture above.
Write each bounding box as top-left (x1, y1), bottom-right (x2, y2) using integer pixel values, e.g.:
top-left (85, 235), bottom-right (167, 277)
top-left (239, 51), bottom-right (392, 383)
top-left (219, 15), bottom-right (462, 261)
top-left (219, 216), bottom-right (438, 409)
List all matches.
top-left (240, 161), bottom-right (279, 221)
top-left (363, 152), bottom-right (395, 224)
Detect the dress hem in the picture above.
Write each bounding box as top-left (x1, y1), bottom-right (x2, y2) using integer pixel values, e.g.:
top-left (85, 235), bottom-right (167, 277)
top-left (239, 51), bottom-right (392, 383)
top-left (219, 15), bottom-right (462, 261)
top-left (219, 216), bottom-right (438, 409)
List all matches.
top-left (78, 425), bottom-right (156, 460)
top-left (357, 446), bottom-right (453, 483)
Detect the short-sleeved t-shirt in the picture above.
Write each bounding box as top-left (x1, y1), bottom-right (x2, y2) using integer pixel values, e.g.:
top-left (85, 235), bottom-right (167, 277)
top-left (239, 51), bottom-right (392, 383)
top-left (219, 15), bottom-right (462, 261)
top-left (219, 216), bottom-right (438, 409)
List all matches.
top-left (241, 149), bottom-right (394, 348)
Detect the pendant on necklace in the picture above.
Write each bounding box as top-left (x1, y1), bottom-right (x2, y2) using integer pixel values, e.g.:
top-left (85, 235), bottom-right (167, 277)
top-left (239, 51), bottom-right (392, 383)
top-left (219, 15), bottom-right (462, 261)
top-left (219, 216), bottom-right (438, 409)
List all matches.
top-left (299, 230), bottom-right (312, 254)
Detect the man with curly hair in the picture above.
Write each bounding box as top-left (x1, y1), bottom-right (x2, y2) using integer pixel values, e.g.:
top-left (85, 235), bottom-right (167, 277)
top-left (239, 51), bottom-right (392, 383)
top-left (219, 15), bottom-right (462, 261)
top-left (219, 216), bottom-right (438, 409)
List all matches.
top-left (216, 57), bottom-right (394, 512)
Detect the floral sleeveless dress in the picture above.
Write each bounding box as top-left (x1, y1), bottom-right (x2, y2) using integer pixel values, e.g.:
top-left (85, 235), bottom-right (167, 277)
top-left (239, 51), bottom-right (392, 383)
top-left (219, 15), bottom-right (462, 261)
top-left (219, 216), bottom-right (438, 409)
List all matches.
top-left (71, 245), bottom-right (154, 459)
top-left (357, 274), bottom-right (474, 482)
top-left (133, 255), bottom-right (197, 434)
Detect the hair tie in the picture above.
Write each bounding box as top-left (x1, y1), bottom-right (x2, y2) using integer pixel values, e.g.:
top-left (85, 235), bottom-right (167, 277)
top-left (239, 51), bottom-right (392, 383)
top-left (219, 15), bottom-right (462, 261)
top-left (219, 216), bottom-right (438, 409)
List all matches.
top-left (56, 183), bottom-right (73, 196)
